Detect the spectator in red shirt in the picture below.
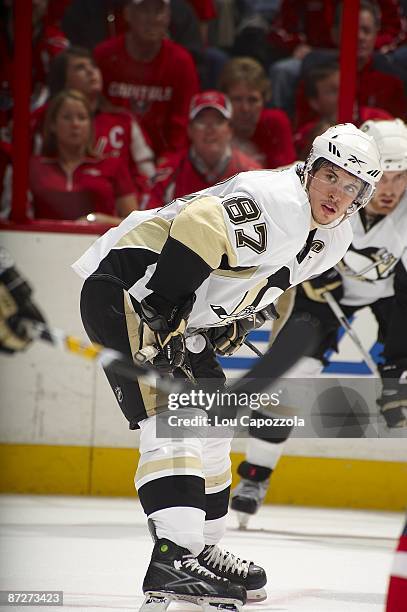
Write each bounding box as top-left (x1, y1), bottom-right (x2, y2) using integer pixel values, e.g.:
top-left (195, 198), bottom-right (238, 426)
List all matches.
top-left (295, 63), bottom-right (392, 158)
top-left (268, 0), bottom-right (403, 116)
top-left (93, 0), bottom-right (200, 161)
top-left (41, 47), bottom-right (156, 189)
top-left (29, 90), bottom-right (138, 223)
top-left (219, 57), bottom-right (296, 169)
top-left (145, 91), bottom-right (261, 209)
top-left (296, 1), bottom-right (407, 126)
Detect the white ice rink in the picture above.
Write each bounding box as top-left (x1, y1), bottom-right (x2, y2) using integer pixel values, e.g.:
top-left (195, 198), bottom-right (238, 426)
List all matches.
top-left (0, 495), bottom-right (403, 612)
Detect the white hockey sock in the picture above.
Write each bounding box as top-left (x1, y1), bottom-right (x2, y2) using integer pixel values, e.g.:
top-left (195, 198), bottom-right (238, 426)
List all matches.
top-left (149, 506), bottom-right (206, 557)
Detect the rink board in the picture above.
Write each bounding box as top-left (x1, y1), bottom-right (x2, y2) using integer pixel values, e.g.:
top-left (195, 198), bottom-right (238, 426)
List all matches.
top-left (0, 444), bottom-right (407, 511)
top-left (0, 230), bottom-right (406, 510)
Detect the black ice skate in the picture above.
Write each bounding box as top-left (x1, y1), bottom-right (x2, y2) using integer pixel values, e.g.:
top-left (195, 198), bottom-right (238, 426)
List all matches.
top-left (140, 538), bottom-right (246, 612)
top-left (198, 544), bottom-right (267, 602)
top-left (230, 461), bottom-right (271, 529)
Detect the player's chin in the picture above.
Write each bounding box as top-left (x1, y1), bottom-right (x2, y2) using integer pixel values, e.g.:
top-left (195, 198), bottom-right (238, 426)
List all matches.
top-left (314, 203), bottom-right (340, 223)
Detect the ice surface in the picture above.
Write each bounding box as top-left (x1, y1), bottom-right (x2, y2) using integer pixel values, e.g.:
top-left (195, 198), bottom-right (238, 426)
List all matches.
top-left (0, 495), bottom-right (403, 612)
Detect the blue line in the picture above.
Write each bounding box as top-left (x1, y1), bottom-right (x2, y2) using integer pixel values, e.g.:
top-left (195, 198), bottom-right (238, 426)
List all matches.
top-left (247, 330), bottom-right (270, 342)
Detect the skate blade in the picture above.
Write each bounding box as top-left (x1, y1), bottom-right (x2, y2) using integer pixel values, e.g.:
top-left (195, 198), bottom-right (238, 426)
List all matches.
top-left (140, 592), bottom-right (175, 612)
top-left (247, 587), bottom-right (267, 602)
top-left (200, 597), bottom-right (243, 612)
top-left (236, 512), bottom-right (250, 530)
top-left (141, 592), bottom-right (242, 612)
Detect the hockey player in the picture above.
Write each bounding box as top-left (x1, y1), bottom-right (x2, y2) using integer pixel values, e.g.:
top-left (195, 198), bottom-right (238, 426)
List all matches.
top-left (0, 247), bottom-right (46, 353)
top-left (72, 123), bottom-right (382, 611)
top-left (231, 118), bottom-right (407, 527)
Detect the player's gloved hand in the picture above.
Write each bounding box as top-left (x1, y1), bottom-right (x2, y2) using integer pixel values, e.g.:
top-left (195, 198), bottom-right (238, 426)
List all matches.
top-left (301, 267), bottom-right (343, 303)
top-left (0, 250), bottom-right (46, 354)
top-left (377, 359), bottom-right (407, 428)
top-left (207, 303), bottom-right (279, 356)
top-left (139, 293), bottom-right (195, 372)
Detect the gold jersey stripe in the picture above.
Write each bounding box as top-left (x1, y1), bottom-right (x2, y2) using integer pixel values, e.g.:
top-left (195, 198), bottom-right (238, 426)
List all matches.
top-left (213, 267), bottom-right (259, 279)
top-left (205, 468), bottom-right (231, 489)
top-left (170, 196), bottom-right (237, 269)
top-left (115, 217), bottom-right (171, 252)
top-left (136, 456), bottom-right (203, 481)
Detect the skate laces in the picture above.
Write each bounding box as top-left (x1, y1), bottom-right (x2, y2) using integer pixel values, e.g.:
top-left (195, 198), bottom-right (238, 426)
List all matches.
top-left (182, 555), bottom-right (224, 581)
top-left (203, 545), bottom-right (250, 578)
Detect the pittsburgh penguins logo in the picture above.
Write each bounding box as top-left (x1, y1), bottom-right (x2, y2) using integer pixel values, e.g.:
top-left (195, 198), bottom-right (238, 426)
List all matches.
top-left (338, 246), bottom-right (399, 282)
top-left (210, 304), bottom-right (256, 325)
top-left (310, 240), bottom-right (325, 254)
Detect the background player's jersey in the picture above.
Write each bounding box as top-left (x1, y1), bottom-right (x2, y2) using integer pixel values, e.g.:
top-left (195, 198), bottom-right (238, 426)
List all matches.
top-left (339, 190), bottom-right (407, 306)
top-left (73, 166), bottom-right (352, 330)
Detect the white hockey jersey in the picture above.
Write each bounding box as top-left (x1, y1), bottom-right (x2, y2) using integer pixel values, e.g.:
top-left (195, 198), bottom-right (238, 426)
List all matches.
top-left (340, 190), bottom-right (407, 306)
top-left (73, 166), bottom-right (352, 331)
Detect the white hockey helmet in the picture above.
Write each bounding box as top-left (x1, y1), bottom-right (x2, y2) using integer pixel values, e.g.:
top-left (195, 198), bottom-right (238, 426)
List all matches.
top-left (360, 118), bottom-right (407, 171)
top-left (304, 123), bottom-right (383, 218)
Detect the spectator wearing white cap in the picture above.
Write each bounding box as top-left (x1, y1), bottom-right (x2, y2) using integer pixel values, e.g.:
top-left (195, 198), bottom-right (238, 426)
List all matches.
top-left (144, 90), bottom-right (261, 208)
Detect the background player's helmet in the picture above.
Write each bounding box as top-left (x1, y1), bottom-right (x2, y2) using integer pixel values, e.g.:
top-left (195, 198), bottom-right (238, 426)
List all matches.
top-left (360, 118), bottom-right (407, 171)
top-left (304, 123), bottom-right (383, 218)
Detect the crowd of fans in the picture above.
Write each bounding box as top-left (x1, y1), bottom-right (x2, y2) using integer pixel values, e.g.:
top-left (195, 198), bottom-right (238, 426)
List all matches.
top-left (0, 0), bottom-right (406, 223)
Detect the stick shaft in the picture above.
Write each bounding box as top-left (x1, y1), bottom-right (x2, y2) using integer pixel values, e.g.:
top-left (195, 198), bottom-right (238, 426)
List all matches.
top-left (323, 291), bottom-right (379, 376)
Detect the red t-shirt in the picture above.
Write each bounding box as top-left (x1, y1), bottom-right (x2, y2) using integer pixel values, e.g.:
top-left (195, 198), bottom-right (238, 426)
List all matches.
top-left (31, 104), bottom-right (155, 187)
top-left (145, 147), bottom-right (261, 209)
top-left (269, 0), bottom-right (402, 53)
top-left (29, 155), bottom-right (135, 220)
top-left (294, 106), bottom-right (393, 159)
top-left (250, 109), bottom-right (296, 169)
top-left (296, 60), bottom-right (406, 127)
top-left (94, 35), bottom-right (200, 158)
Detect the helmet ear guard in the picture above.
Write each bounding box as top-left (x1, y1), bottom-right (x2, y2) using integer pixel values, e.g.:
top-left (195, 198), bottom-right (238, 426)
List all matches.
top-left (303, 123), bottom-right (383, 226)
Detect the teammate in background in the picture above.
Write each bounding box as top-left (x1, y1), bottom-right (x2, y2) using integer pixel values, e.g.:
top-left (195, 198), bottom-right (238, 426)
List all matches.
top-left (0, 248), bottom-right (46, 354)
top-left (72, 123), bottom-right (382, 611)
top-left (219, 57), bottom-right (296, 170)
top-left (144, 91), bottom-right (261, 209)
top-left (93, 0), bottom-right (199, 163)
top-left (231, 118), bottom-right (407, 527)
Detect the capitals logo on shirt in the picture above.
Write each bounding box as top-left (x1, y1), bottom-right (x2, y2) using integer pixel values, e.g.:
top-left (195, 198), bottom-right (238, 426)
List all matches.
top-left (338, 245), bottom-right (399, 282)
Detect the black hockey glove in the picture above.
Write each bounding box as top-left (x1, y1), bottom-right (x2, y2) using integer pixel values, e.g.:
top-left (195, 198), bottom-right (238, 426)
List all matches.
top-left (0, 249), bottom-right (46, 354)
top-left (139, 293), bottom-right (195, 372)
top-left (377, 359), bottom-right (407, 428)
top-left (301, 267), bottom-right (343, 303)
top-left (207, 303), bottom-right (279, 356)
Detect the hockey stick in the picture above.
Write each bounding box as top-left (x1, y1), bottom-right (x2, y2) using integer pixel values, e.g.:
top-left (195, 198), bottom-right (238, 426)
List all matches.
top-left (244, 338), bottom-right (263, 358)
top-left (28, 316), bottom-right (319, 399)
top-left (30, 321), bottom-right (186, 396)
top-left (322, 291), bottom-right (379, 376)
